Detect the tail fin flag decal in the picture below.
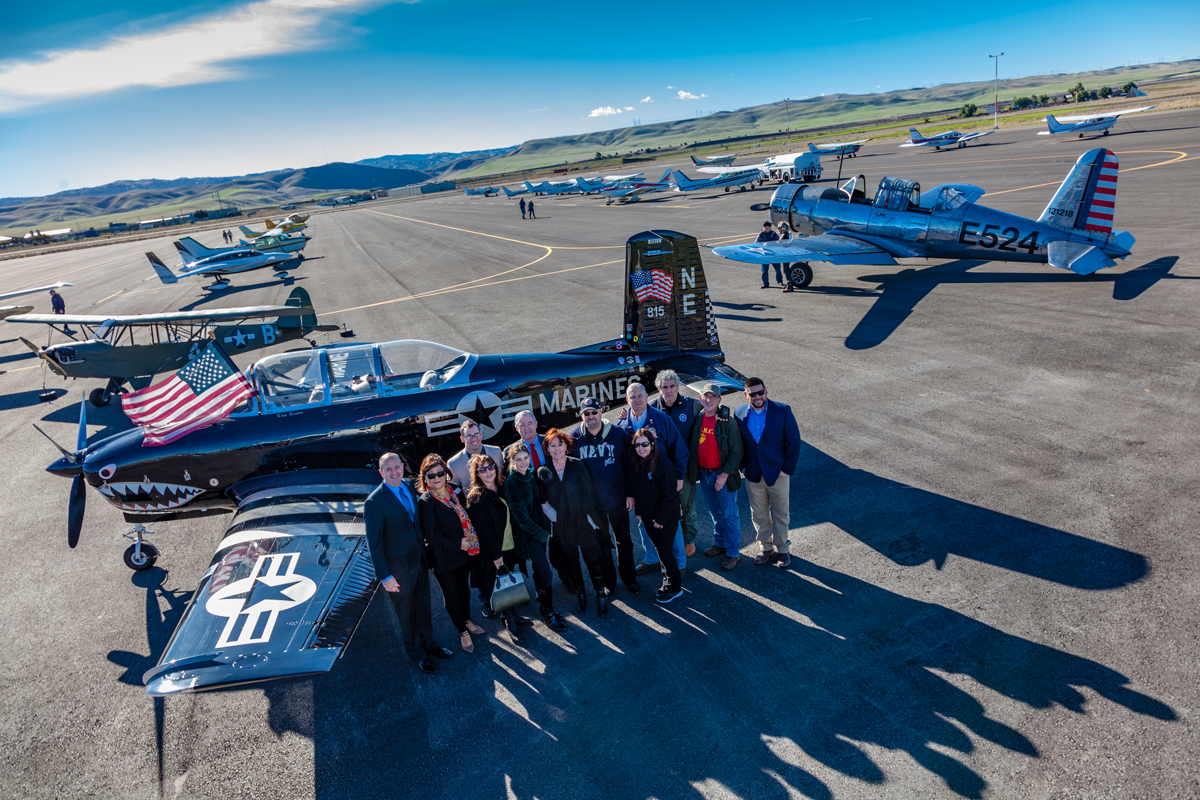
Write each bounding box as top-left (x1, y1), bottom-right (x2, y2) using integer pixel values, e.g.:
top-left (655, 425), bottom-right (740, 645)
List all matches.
top-left (1038, 148), bottom-right (1118, 235)
top-left (623, 231), bottom-right (718, 352)
top-left (1084, 150), bottom-right (1119, 233)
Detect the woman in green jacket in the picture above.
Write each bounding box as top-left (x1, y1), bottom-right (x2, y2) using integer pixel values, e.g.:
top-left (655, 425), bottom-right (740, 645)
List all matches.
top-left (503, 442), bottom-right (568, 631)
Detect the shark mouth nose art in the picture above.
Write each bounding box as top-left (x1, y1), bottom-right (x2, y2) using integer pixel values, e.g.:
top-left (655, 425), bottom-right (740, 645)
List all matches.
top-left (99, 482), bottom-right (205, 512)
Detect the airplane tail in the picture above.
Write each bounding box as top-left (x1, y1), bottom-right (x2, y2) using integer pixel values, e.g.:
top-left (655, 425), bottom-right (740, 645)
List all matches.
top-left (1044, 114), bottom-right (1069, 134)
top-left (503, 187), bottom-right (521, 197)
top-left (174, 237), bottom-right (219, 265)
top-left (263, 219), bottom-right (277, 230)
top-left (279, 287), bottom-right (318, 330)
top-left (1038, 148), bottom-right (1119, 234)
top-left (689, 156), bottom-right (705, 166)
top-left (657, 169), bottom-right (672, 184)
top-left (621, 231), bottom-right (719, 352)
top-left (238, 225), bottom-right (258, 237)
top-left (670, 170), bottom-right (700, 190)
top-left (807, 143), bottom-right (821, 154)
top-left (146, 252), bottom-right (178, 284)
top-left (908, 128), bottom-right (924, 141)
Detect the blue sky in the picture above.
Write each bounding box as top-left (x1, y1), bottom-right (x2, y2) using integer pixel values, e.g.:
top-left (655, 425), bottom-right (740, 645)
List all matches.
top-left (1, 0), bottom-right (1196, 198)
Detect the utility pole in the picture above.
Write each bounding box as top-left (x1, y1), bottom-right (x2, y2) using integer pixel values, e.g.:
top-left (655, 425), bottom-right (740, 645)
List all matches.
top-left (785, 98), bottom-right (791, 148)
top-left (988, 53), bottom-right (1004, 129)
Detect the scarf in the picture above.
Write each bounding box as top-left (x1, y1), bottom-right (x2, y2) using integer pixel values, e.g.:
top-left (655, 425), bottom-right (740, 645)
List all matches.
top-left (434, 489), bottom-right (479, 555)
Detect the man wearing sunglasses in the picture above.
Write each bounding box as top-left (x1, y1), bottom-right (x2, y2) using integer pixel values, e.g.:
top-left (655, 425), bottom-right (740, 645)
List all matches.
top-left (733, 377), bottom-right (801, 567)
top-left (448, 420), bottom-right (504, 491)
top-left (570, 398), bottom-right (638, 595)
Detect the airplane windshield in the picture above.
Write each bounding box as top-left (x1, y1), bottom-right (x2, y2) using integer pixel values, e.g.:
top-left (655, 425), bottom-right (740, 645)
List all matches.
top-left (256, 350), bottom-right (327, 409)
top-left (378, 340), bottom-right (469, 396)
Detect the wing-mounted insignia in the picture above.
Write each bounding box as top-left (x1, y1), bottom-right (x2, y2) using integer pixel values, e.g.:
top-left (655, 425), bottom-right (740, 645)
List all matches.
top-left (143, 470), bottom-right (381, 696)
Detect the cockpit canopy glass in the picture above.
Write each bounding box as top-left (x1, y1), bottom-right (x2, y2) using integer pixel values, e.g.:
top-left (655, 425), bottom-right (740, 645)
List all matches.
top-left (922, 186), bottom-right (970, 212)
top-left (874, 177), bottom-right (922, 211)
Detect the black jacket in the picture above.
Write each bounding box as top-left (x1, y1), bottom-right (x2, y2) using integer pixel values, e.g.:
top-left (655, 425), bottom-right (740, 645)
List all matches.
top-left (503, 468), bottom-right (549, 549)
top-left (626, 457), bottom-right (680, 532)
top-left (536, 457), bottom-right (601, 547)
top-left (466, 487), bottom-right (511, 562)
top-left (417, 488), bottom-right (472, 573)
top-left (363, 480), bottom-right (426, 596)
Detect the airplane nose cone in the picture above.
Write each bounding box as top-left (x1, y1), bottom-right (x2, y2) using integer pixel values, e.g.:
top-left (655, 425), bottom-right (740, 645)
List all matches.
top-left (47, 456), bottom-right (82, 478)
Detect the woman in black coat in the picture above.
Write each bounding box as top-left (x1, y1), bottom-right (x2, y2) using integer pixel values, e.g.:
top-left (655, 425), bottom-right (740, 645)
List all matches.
top-left (465, 452), bottom-right (532, 643)
top-left (503, 443), bottom-right (567, 631)
top-left (417, 454), bottom-right (486, 653)
top-left (535, 428), bottom-right (611, 616)
top-left (626, 428), bottom-right (683, 603)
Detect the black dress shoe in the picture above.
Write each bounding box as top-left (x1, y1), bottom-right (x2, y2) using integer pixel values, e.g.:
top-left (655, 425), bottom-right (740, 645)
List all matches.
top-left (513, 611), bottom-right (534, 626)
top-left (624, 580), bottom-right (640, 595)
top-left (480, 603), bottom-right (497, 619)
top-left (597, 589), bottom-right (609, 617)
top-left (576, 589), bottom-right (588, 613)
top-left (417, 660), bottom-right (438, 674)
top-left (427, 646), bottom-right (454, 660)
top-left (634, 562), bottom-right (657, 576)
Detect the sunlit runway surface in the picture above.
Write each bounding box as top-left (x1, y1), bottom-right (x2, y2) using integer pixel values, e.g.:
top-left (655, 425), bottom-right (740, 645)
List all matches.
top-left (2, 110), bottom-right (1199, 799)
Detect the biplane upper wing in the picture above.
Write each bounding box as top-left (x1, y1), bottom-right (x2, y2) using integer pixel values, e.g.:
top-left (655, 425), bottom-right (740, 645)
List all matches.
top-left (5, 305), bottom-right (308, 326)
top-left (142, 471), bottom-right (382, 696)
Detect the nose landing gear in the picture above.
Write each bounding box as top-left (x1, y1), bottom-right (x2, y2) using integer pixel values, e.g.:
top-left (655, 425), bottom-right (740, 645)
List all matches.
top-left (123, 523), bottom-right (159, 570)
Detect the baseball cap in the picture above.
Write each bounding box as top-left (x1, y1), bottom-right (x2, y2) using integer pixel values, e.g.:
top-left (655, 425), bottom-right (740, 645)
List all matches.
top-left (700, 383), bottom-right (722, 397)
top-left (579, 398), bottom-right (602, 414)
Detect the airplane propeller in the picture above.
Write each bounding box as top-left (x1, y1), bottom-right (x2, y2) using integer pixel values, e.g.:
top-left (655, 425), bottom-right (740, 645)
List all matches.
top-left (67, 395), bottom-right (88, 548)
top-left (750, 203), bottom-right (770, 212)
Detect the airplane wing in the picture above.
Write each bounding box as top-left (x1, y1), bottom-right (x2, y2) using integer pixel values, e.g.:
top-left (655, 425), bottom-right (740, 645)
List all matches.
top-left (142, 471), bottom-right (381, 696)
top-left (696, 164), bottom-right (766, 174)
top-left (710, 235), bottom-right (899, 266)
top-left (6, 305), bottom-right (309, 326)
top-left (956, 130), bottom-right (994, 143)
top-left (0, 282), bottom-right (75, 302)
top-left (646, 353), bottom-right (747, 397)
top-left (1047, 105), bottom-right (1155, 123)
top-left (0, 305), bottom-right (35, 321)
top-left (818, 139), bottom-right (869, 148)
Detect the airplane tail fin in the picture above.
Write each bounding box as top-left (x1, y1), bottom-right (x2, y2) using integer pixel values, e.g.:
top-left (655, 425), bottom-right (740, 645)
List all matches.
top-left (146, 252), bottom-right (178, 284)
top-left (807, 143), bottom-right (820, 154)
top-left (1044, 114), bottom-right (1069, 134)
top-left (263, 219), bottom-right (277, 230)
top-left (238, 225), bottom-right (257, 237)
top-left (621, 231), bottom-right (719, 352)
top-left (279, 287), bottom-right (318, 330)
top-left (689, 156), bottom-right (704, 166)
top-left (174, 237), bottom-right (217, 265)
top-left (503, 187), bottom-right (519, 197)
top-left (1038, 148), bottom-right (1118, 234)
top-left (908, 128), bottom-right (923, 141)
top-left (670, 170), bottom-right (699, 189)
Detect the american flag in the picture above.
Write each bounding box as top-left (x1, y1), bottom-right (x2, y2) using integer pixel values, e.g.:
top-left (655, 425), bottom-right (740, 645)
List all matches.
top-left (122, 342), bottom-right (255, 446)
top-left (630, 269), bottom-right (672, 304)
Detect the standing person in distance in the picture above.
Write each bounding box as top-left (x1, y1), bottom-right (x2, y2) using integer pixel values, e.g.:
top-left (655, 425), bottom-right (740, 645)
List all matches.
top-left (626, 429), bottom-right (683, 604)
top-left (417, 455), bottom-right (487, 653)
top-left (734, 377), bottom-right (801, 568)
top-left (691, 384), bottom-right (745, 570)
top-left (447, 420), bottom-right (504, 492)
top-left (49, 289), bottom-right (75, 335)
top-left (569, 398), bottom-right (638, 595)
top-left (536, 429), bottom-right (611, 616)
top-left (503, 442), bottom-right (568, 631)
top-left (465, 454), bottom-right (531, 643)
top-left (363, 453), bottom-right (454, 675)
top-left (649, 369), bottom-right (701, 557)
top-left (755, 221), bottom-right (784, 289)
top-left (776, 222), bottom-right (795, 292)
top-left (527, 199), bottom-right (536, 219)
top-left (519, 198), bottom-right (527, 219)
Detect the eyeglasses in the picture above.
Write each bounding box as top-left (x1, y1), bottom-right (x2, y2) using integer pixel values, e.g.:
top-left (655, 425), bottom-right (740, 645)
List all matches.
top-left (463, 431), bottom-right (482, 439)
top-left (747, 389), bottom-right (765, 398)
top-left (582, 410), bottom-right (600, 417)
top-left (634, 442), bottom-right (653, 449)
top-left (479, 463), bottom-right (496, 472)
top-left (424, 469), bottom-right (447, 480)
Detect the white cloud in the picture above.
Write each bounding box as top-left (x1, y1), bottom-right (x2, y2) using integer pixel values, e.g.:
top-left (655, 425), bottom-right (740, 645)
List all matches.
top-left (666, 85), bottom-right (674, 89)
top-left (676, 90), bottom-right (707, 100)
top-left (589, 105), bottom-right (634, 117)
top-left (0, 0), bottom-right (393, 113)
top-left (640, 96), bottom-right (653, 103)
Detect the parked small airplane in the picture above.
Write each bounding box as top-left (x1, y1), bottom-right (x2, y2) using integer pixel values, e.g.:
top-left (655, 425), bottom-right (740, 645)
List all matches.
top-left (690, 154), bottom-right (737, 166)
top-left (502, 186), bottom-right (528, 197)
top-left (0, 282), bottom-right (74, 320)
top-left (463, 186), bottom-right (500, 196)
top-left (808, 139), bottom-right (868, 158)
top-left (148, 246), bottom-right (297, 290)
top-left (901, 128), bottom-right (993, 150)
top-left (671, 167), bottom-right (762, 193)
top-left (1037, 106), bottom-right (1155, 138)
top-left (10, 287), bottom-right (338, 406)
top-left (600, 171), bottom-right (674, 205)
top-left (574, 173), bottom-right (647, 194)
top-left (44, 230), bottom-right (746, 695)
top-left (710, 148), bottom-right (1134, 288)
top-left (524, 179), bottom-right (579, 196)
top-left (239, 216), bottom-right (307, 240)
top-left (180, 234), bottom-right (309, 261)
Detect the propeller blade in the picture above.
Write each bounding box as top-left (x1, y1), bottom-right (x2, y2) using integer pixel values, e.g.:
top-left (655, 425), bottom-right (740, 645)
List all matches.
top-left (750, 203), bottom-right (770, 211)
top-left (68, 473), bottom-right (86, 548)
top-left (76, 393), bottom-right (88, 453)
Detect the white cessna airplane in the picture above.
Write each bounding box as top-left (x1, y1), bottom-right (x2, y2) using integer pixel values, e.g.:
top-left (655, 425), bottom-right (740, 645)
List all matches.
top-left (808, 139), bottom-right (869, 158)
top-left (900, 127), bottom-right (994, 150)
top-left (671, 167), bottom-right (762, 193)
top-left (1038, 106), bottom-right (1155, 138)
top-left (690, 154), bottom-right (737, 166)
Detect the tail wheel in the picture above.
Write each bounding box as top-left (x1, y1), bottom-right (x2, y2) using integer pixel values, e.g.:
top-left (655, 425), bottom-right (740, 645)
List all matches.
top-left (788, 263), bottom-right (814, 289)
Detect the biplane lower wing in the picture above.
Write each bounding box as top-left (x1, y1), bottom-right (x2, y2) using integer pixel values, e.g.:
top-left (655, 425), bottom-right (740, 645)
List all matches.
top-left (142, 471), bottom-right (381, 696)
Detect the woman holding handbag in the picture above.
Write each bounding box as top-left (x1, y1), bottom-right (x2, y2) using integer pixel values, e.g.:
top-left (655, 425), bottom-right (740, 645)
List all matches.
top-left (504, 443), bottom-right (568, 632)
top-left (626, 428), bottom-right (683, 604)
top-left (466, 453), bottom-right (532, 643)
top-left (417, 454), bottom-right (486, 653)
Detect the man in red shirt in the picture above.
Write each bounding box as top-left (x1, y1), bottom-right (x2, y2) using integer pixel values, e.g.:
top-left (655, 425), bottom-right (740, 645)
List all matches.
top-left (687, 384), bottom-right (744, 570)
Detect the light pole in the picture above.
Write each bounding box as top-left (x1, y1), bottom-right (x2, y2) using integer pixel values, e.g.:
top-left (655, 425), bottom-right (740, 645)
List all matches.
top-left (988, 53), bottom-right (1004, 129)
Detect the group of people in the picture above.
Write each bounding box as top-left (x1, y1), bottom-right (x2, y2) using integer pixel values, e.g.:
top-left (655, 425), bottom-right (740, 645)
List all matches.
top-left (755, 221), bottom-right (796, 292)
top-left (518, 198), bottom-right (536, 219)
top-left (363, 373), bottom-right (800, 675)
top-left (220, 229), bottom-right (236, 243)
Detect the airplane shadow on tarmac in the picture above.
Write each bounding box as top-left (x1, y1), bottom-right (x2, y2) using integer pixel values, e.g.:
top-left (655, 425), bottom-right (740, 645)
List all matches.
top-left (241, 441), bottom-right (1163, 800)
top-left (830, 256), bottom-right (1182, 350)
top-left (177, 276), bottom-right (308, 311)
top-left (712, 300), bottom-right (784, 323)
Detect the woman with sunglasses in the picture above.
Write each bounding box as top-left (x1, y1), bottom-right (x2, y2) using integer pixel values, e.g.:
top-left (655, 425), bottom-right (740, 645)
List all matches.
top-left (417, 454), bottom-right (486, 653)
top-left (465, 453), bottom-right (531, 643)
top-left (503, 443), bottom-right (568, 632)
top-left (626, 428), bottom-right (683, 603)
top-left (536, 429), bottom-right (611, 616)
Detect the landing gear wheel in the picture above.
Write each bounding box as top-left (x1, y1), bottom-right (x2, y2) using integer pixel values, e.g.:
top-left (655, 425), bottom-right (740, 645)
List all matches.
top-left (724, 187), bottom-right (731, 192)
top-left (788, 262), bottom-right (814, 289)
top-left (89, 387), bottom-right (110, 407)
top-left (1103, 129), bottom-right (1109, 136)
top-left (123, 542), bottom-right (159, 571)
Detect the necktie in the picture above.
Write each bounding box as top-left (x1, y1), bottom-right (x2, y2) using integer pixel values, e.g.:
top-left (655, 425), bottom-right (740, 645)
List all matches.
top-left (530, 442), bottom-right (542, 469)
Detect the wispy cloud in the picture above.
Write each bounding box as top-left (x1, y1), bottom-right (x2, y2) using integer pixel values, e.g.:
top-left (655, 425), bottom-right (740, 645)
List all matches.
top-left (676, 90), bottom-right (706, 100)
top-left (0, 0), bottom-right (397, 114)
top-left (640, 96), bottom-right (653, 103)
top-left (589, 105), bottom-right (633, 117)
top-left (666, 85), bottom-right (675, 89)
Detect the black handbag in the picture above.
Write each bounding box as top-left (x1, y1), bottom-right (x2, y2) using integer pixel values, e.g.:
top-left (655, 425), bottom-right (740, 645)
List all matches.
top-left (490, 570), bottom-right (532, 612)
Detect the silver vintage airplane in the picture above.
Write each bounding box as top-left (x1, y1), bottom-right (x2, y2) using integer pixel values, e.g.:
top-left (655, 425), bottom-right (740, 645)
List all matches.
top-left (710, 148), bottom-right (1133, 288)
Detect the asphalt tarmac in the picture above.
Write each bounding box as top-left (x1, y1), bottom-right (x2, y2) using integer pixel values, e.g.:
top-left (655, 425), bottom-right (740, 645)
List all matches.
top-left (2, 110), bottom-right (1199, 800)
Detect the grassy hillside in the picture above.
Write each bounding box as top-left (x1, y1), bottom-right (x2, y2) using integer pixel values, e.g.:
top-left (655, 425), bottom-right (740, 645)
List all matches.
top-left (459, 60), bottom-right (1200, 178)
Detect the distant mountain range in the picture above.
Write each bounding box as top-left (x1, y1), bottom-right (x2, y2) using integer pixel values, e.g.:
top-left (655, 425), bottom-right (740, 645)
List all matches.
top-left (355, 147), bottom-right (517, 175)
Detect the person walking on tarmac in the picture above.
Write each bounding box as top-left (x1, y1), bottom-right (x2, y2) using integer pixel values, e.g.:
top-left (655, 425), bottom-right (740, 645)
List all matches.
top-left (49, 289), bottom-right (75, 335)
top-left (755, 222), bottom-right (784, 288)
top-left (777, 222), bottom-right (796, 292)
top-left (528, 199), bottom-right (536, 219)
top-left (519, 198), bottom-right (527, 219)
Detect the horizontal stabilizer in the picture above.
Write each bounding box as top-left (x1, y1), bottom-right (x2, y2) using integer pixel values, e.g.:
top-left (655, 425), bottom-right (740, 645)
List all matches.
top-left (1047, 240), bottom-right (1116, 275)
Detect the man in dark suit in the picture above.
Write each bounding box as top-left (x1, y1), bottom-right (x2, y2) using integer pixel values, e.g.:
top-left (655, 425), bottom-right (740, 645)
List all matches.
top-left (364, 453), bottom-right (453, 674)
top-left (733, 378), bottom-right (801, 568)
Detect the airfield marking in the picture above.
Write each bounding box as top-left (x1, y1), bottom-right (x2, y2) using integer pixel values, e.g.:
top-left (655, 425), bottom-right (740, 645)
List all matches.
top-left (988, 150), bottom-right (1187, 195)
top-left (95, 290), bottom-right (125, 305)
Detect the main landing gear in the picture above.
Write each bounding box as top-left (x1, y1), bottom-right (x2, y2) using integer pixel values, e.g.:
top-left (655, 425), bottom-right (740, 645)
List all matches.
top-left (123, 523), bottom-right (159, 571)
top-left (787, 262), bottom-right (814, 289)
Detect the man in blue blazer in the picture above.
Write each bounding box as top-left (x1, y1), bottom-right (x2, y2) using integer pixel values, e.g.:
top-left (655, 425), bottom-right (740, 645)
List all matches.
top-left (733, 378), bottom-right (801, 567)
top-left (364, 453), bottom-right (453, 674)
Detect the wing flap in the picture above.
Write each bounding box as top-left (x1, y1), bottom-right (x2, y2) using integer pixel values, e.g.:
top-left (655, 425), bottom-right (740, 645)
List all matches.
top-left (711, 235), bottom-right (898, 266)
top-left (143, 479), bottom-right (381, 696)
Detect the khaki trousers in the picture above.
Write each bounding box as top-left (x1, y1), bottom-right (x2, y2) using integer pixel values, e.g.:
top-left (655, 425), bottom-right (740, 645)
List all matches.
top-left (746, 474), bottom-right (790, 554)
